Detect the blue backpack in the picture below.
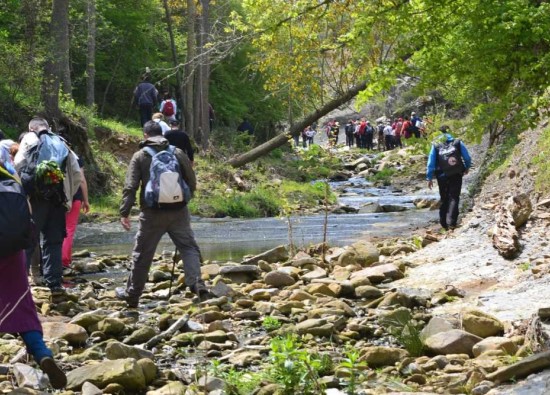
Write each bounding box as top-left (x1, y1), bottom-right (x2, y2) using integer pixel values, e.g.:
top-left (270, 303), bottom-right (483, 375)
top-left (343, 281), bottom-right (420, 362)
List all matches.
top-left (143, 146), bottom-right (191, 209)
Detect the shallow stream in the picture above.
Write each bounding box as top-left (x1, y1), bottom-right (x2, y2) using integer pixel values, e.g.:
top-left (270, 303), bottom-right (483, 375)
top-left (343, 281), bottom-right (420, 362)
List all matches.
top-left (74, 172), bottom-right (439, 261)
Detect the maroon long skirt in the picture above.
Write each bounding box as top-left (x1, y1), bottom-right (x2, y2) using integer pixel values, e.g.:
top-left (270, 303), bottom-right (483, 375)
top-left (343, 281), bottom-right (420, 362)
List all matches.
top-left (0, 250), bottom-right (42, 333)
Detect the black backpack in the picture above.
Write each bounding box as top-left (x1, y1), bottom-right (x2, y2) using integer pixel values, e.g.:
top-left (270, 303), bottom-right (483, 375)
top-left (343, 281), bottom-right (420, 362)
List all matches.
top-left (436, 139), bottom-right (465, 176)
top-left (0, 174), bottom-right (34, 257)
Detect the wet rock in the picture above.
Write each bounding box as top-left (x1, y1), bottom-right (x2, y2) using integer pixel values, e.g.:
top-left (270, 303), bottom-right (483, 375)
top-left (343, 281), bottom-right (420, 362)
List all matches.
top-left (472, 337), bottom-right (517, 357)
top-left (425, 329), bottom-right (482, 357)
top-left (358, 203), bottom-right (383, 214)
top-left (42, 322), bottom-right (88, 346)
top-left (359, 346), bottom-right (409, 368)
top-left (349, 240), bottom-right (380, 266)
top-left (146, 381), bottom-right (186, 395)
top-left (105, 341), bottom-right (154, 360)
top-left (124, 326), bottom-right (157, 345)
top-left (380, 204), bottom-right (408, 212)
top-left (66, 358), bottom-right (146, 391)
top-left (462, 309), bottom-right (504, 338)
top-left (241, 245), bottom-right (289, 265)
top-left (264, 271), bottom-right (296, 288)
top-left (486, 350), bottom-right (550, 384)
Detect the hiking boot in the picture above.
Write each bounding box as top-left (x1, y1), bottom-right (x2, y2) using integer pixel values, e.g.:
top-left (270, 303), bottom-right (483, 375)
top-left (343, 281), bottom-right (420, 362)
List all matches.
top-left (40, 357), bottom-right (67, 389)
top-left (49, 286), bottom-right (66, 296)
top-left (115, 287), bottom-right (138, 308)
top-left (197, 288), bottom-right (215, 303)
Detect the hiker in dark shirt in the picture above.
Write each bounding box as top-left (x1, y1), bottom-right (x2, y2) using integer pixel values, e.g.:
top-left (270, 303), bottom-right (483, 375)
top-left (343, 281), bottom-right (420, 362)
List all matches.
top-left (164, 120), bottom-right (194, 165)
top-left (133, 74), bottom-right (159, 126)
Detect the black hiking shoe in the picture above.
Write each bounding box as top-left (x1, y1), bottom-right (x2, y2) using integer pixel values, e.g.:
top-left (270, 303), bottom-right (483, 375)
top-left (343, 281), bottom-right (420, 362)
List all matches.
top-left (40, 357), bottom-right (67, 389)
top-left (115, 287), bottom-right (138, 308)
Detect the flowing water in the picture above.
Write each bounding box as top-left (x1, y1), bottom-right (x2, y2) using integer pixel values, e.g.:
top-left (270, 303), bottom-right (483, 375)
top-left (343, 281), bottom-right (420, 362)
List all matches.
top-left (74, 175), bottom-right (439, 261)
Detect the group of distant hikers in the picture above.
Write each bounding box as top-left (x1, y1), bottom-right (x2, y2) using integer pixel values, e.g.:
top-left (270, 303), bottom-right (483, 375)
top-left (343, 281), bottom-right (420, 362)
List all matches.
top-left (315, 112), bottom-right (427, 150)
top-left (0, 96), bottom-right (470, 389)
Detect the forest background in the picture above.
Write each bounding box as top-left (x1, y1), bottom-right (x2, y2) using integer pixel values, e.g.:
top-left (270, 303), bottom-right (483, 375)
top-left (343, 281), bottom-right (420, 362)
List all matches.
top-left (1, 0), bottom-right (550, 216)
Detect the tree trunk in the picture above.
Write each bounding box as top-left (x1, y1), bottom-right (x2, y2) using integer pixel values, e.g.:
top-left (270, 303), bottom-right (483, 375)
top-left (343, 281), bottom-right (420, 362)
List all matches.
top-left (184, 0), bottom-right (196, 138)
top-left (58, 0), bottom-right (71, 97)
top-left (161, 0), bottom-right (185, 121)
top-left (86, 0), bottom-right (96, 107)
top-left (198, 0), bottom-right (211, 149)
top-left (42, 0), bottom-right (70, 117)
top-left (226, 81), bottom-right (367, 168)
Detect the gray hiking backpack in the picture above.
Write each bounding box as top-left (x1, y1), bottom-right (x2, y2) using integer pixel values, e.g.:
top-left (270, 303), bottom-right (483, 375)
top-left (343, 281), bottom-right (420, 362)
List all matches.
top-left (143, 146), bottom-right (191, 209)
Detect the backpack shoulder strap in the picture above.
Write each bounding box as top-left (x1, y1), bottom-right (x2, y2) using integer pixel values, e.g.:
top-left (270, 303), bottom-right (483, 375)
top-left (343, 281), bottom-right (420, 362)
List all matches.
top-left (143, 146), bottom-right (157, 157)
top-left (166, 145), bottom-right (176, 155)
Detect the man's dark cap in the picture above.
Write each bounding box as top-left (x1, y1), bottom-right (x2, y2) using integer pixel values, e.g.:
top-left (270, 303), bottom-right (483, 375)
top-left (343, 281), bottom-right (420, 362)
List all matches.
top-left (169, 119), bottom-right (180, 126)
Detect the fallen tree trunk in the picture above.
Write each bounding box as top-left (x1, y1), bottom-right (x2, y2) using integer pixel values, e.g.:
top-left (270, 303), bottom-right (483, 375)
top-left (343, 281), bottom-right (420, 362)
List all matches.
top-left (226, 81), bottom-right (367, 168)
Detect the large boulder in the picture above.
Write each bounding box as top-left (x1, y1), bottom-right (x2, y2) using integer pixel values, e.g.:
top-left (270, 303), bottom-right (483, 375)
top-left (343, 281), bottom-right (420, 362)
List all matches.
top-left (424, 329), bottom-right (482, 357)
top-left (350, 263), bottom-right (404, 284)
top-left (66, 358), bottom-right (146, 391)
top-left (461, 310), bottom-right (504, 338)
top-left (420, 317), bottom-right (455, 341)
top-left (509, 193), bottom-right (532, 228)
top-left (105, 341), bottom-right (155, 360)
top-left (263, 271), bottom-right (296, 288)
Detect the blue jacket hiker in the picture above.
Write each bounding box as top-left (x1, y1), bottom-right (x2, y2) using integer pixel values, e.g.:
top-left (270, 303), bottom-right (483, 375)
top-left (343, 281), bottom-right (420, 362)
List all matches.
top-left (426, 125), bottom-right (472, 230)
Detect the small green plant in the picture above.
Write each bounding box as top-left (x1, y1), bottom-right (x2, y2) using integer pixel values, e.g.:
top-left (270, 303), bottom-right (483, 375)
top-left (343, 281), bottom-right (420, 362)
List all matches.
top-left (379, 314), bottom-right (425, 357)
top-left (338, 347), bottom-right (368, 395)
top-left (269, 334), bottom-right (325, 395)
top-left (519, 261), bottom-right (531, 271)
top-left (369, 167), bottom-right (396, 186)
top-left (262, 316), bottom-right (283, 331)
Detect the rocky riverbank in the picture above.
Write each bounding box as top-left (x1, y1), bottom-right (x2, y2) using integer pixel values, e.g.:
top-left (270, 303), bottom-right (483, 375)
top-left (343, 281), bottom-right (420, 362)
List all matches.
top-left (2, 125), bottom-right (550, 395)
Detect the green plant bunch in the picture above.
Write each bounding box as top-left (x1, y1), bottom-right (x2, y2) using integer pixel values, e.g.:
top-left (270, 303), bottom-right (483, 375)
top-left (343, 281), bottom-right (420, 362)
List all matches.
top-left (262, 316), bottom-right (283, 332)
top-left (379, 313), bottom-right (425, 357)
top-left (268, 334), bottom-right (327, 395)
top-left (338, 347), bottom-right (368, 395)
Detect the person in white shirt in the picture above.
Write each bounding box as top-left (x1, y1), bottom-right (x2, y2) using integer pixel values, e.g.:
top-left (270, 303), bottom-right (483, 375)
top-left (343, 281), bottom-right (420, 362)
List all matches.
top-left (152, 113), bottom-right (171, 135)
top-left (383, 122), bottom-right (394, 151)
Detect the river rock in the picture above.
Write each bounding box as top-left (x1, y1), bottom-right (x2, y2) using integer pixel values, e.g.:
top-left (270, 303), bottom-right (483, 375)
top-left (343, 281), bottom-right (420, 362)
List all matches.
top-left (210, 281), bottom-right (237, 298)
top-left (336, 251), bottom-right (357, 267)
top-left (105, 341), bottom-right (155, 360)
top-left (359, 346), bottom-right (408, 368)
top-left (378, 292), bottom-right (413, 308)
top-left (358, 203), bottom-right (383, 214)
top-left (296, 318), bottom-right (334, 337)
top-left (264, 271), bottom-right (296, 288)
top-left (70, 310), bottom-right (110, 330)
top-left (146, 381), bottom-right (186, 395)
top-left (219, 265), bottom-right (261, 283)
top-left (425, 329), bottom-right (482, 357)
top-left (241, 245), bottom-right (289, 265)
top-left (97, 318), bottom-right (126, 336)
top-left (137, 358), bottom-right (157, 383)
top-left (350, 263), bottom-right (403, 284)
top-left (486, 350), bottom-right (550, 384)
top-left (420, 317), bottom-right (455, 341)
top-left (66, 358), bottom-right (146, 391)
top-left (380, 204), bottom-right (408, 212)
top-left (41, 322), bottom-right (88, 346)
top-left (462, 309), bottom-right (504, 338)
top-left (201, 264), bottom-right (221, 277)
top-left (355, 285), bottom-right (383, 299)
top-left (81, 381), bottom-right (103, 395)
top-left (301, 266), bottom-right (327, 281)
top-left (307, 283), bottom-right (337, 297)
top-left (349, 240), bottom-right (379, 266)
top-left (13, 363), bottom-right (48, 390)
top-left (124, 326), bottom-right (157, 345)
top-left (472, 337), bottom-right (517, 357)
top-left (227, 349), bottom-right (262, 367)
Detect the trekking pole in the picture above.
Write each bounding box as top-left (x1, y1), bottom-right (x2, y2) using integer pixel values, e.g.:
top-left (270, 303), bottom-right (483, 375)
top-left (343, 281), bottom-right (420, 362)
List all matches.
top-left (168, 248), bottom-right (181, 298)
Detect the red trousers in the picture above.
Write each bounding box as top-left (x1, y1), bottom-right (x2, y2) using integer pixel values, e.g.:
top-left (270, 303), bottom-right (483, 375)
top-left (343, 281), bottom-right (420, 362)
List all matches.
top-left (62, 200), bottom-right (81, 267)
